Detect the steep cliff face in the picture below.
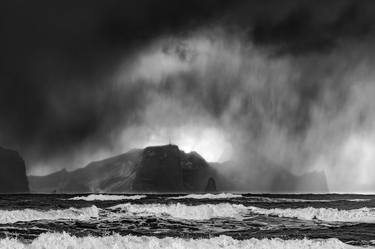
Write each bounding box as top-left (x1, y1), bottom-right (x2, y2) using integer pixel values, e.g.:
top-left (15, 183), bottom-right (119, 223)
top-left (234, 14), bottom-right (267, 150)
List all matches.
top-left (181, 151), bottom-right (215, 191)
top-left (0, 146), bottom-right (29, 193)
top-left (29, 145), bottom-right (217, 193)
top-left (133, 145), bottom-right (216, 192)
top-left (133, 145), bottom-right (183, 191)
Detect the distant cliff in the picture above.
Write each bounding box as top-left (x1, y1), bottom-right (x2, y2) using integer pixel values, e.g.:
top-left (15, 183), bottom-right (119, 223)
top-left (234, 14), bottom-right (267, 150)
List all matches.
top-left (29, 149), bottom-right (142, 193)
top-left (0, 146), bottom-right (29, 193)
top-left (29, 145), bottom-right (219, 193)
top-left (29, 144), bottom-right (329, 193)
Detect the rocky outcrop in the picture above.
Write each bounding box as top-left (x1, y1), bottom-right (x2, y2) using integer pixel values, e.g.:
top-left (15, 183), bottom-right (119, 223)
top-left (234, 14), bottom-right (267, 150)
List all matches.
top-left (133, 145), bottom-right (183, 191)
top-left (133, 145), bottom-right (217, 192)
top-left (29, 145), bottom-right (218, 193)
top-left (0, 146), bottom-right (29, 193)
top-left (205, 178), bottom-right (217, 192)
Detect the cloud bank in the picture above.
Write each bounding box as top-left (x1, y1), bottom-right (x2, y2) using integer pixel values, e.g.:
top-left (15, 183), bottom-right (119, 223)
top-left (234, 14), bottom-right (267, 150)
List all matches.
top-left (1, 0), bottom-right (375, 192)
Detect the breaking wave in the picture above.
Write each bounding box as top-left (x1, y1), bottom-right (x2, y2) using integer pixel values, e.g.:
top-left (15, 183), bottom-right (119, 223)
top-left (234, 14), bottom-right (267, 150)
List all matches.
top-left (0, 206), bottom-right (99, 224)
top-left (0, 233), bottom-right (368, 249)
top-left (69, 194), bottom-right (146, 201)
top-left (169, 193), bottom-right (243, 199)
top-left (249, 206), bottom-right (375, 223)
top-left (109, 203), bottom-right (248, 220)
top-left (246, 197), bottom-right (371, 203)
top-left (108, 202), bottom-right (375, 222)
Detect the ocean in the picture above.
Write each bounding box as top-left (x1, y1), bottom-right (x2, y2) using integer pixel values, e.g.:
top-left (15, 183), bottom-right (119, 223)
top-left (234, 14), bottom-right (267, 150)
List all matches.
top-left (0, 193), bottom-right (374, 248)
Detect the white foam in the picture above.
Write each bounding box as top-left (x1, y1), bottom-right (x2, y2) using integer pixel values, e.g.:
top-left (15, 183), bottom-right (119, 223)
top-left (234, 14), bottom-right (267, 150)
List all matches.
top-left (245, 197), bottom-right (330, 203)
top-left (249, 206), bottom-right (375, 223)
top-left (247, 197), bottom-right (371, 203)
top-left (69, 194), bottom-right (146, 201)
top-left (109, 203), bottom-right (248, 220)
top-left (0, 206), bottom-right (99, 224)
top-left (169, 193), bottom-right (243, 199)
top-left (289, 198), bottom-right (371, 202)
top-left (0, 233), bottom-right (368, 249)
top-left (345, 199), bottom-right (372, 202)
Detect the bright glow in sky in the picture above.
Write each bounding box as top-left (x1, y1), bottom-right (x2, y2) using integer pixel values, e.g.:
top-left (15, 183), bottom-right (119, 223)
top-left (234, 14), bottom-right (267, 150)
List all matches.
top-left (117, 123), bottom-right (233, 163)
top-left (142, 126), bottom-right (233, 162)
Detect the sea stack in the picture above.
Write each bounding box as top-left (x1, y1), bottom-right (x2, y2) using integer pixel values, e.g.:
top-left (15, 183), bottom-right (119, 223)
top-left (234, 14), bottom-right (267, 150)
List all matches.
top-left (0, 146), bottom-right (29, 193)
top-left (205, 177), bottom-right (217, 192)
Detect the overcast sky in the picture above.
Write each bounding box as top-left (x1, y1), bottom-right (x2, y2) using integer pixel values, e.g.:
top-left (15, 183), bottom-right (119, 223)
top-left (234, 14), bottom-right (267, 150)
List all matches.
top-left (1, 0), bottom-right (375, 192)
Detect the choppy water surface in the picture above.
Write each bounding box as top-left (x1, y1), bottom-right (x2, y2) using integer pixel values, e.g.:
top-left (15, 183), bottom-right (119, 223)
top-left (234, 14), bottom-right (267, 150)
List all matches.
top-left (0, 193), bottom-right (374, 248)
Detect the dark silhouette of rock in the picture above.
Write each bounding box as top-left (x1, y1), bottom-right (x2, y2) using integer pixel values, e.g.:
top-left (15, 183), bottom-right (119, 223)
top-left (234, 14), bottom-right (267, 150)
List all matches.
top-left (181, 151), bottom-right (216, 191)
top-left (133, 145), bottom-right (218, 192)
top-left (205, 177), bottom-right (217, 192)
top-left (29, 145), bottom-right (218, 193)
top-left (29, 145), bottom-right (329, 193)
top-left (0, 146), bottom-right (29, 193)
top-left (133, 145), bottom-right (183, 191)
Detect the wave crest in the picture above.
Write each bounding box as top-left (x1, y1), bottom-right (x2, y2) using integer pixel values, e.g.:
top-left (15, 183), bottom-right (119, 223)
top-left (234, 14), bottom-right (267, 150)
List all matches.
top-left (0, 206), bottom-right (99, 224)
top-left (249, 206), bottom-right (375, 223)
top-left (109, 203), bottom-right (247, 220)
top-left (69, 194), bottom-right (146, 201)
top-left (169, 193), bottom-right (242, 199)
top-left (248, 197), bottom-right (371, 203)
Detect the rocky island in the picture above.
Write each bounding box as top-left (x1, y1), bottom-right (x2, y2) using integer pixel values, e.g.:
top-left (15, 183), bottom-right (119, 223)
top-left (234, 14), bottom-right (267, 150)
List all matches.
top-left (29, 145), bottom-right (219, 193)
top-left (0, 146), bottom-right (29, 193)
top-left (29, 144), bottom-right (329, 193)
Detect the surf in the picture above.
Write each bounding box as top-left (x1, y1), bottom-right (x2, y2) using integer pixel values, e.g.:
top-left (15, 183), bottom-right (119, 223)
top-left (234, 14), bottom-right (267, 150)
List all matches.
top-left (0, 206), bottom-right (99, 224)
top-left (0, 232), bottom-right (370, 249)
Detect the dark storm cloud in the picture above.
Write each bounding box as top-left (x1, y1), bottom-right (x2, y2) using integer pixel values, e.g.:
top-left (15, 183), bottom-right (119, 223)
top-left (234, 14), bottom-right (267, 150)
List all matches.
top-left (0, 0), bottom-right (237, 167)
top-left (1, 0), bottom-right (375, 188)
top-left (251, 2), bottom-right (374, 54)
